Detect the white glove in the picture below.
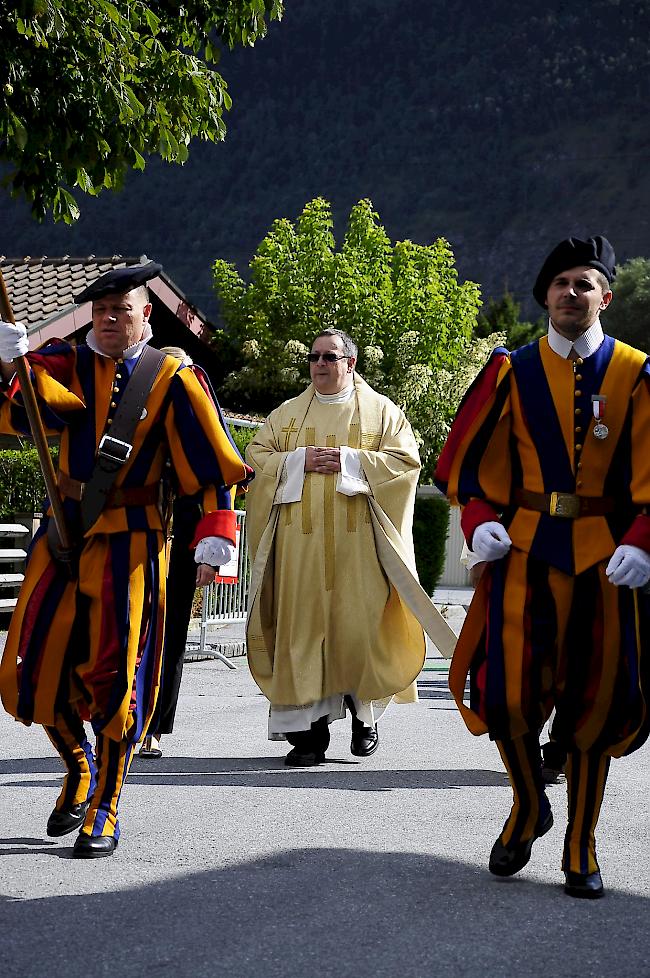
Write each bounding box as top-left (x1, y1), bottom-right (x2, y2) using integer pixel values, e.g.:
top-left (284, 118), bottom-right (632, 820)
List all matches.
top-left (606, 545), bottom-right (650, 588)
top-left (194, 535), bottom-right (236, 568)
top-left (0, 320), bottom-right (28, 361)
top-left (471, 521), bottom-right (512, 562)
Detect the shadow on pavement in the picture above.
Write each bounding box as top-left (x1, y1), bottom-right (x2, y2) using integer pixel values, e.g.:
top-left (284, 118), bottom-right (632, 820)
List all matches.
top-left (1, 847), bottom-right (647, 978)
top-left (1, 757), bottom-right (509, 791)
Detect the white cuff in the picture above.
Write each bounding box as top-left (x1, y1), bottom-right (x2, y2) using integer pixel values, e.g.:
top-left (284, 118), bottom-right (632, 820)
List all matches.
top-left (274, 448), bottom-right (306, 504)
top-left (459, 541), bottom-right (484, 570)
top-left (337, 446), bottom-right (371, 497)
top-left (194, 536), bottom-right (236, 567)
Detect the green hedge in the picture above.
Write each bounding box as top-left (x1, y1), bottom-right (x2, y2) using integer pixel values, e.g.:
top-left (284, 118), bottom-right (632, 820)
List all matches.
top-left (412, 494), bottom-right (450, 596)
top-left (0, 446), bottom-right (59, 517)
top-left (0, 428), bottom-right (257, 518)
top-left (229, 424), bottom-right (257, 458)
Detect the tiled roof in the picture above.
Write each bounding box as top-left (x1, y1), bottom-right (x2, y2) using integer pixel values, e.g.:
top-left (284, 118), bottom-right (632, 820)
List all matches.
top-left (0, 255), bottom-right (150, 327)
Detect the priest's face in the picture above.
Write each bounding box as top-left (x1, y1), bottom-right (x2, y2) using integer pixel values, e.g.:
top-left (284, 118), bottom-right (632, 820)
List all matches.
top-left (309, 335), bottom-right (356, 394)
top-left (92, 287), bottom-right (152, 358)
top-left (545, 265), bottom-right (612, 340)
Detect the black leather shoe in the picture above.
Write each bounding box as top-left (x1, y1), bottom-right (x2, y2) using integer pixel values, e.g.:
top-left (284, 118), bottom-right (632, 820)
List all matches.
top-left (284, 748), bottom-right (325, 767)
top-left (564, 869), bottom-right (604, 899)
top-left (350, 721), bottom-right (379, 757)
top-left (489, 810), bottom-right (554, 877)
top-left (541, 764), bottom-right (566, 785)
top-left (46, 801), bottom-right (90, 838)
top-left (73, 833), bottom-right (118, 858)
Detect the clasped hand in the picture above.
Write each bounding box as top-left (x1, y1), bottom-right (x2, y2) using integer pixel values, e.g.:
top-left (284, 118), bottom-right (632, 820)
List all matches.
top-left (305, 445), bottom-right (341, 474)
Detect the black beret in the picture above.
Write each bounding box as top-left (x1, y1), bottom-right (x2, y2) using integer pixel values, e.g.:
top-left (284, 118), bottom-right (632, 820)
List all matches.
top-left (74, 261), bottom-right (163, 304)
top-left (532, 236), bottom-right (616, 307)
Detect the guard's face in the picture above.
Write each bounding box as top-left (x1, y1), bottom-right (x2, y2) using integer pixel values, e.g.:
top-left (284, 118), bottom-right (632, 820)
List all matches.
top-left (92, 288), bottom-right (152, 358)
top-left (309, 335), bottom-right (356, 395)
top-left (545, 265), bottom-right (612, 339)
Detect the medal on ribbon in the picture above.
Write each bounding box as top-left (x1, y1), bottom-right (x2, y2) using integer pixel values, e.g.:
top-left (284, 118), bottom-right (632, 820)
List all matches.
top-left (591, 394), bottom-right (609, 439)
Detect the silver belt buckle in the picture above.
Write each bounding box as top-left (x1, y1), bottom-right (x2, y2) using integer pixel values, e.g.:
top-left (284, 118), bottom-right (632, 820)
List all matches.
top-left (98, 434), bottom-right (132, 466)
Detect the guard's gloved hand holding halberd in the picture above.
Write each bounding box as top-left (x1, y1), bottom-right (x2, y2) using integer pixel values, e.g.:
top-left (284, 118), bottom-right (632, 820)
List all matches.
top-left (194, 535), bottom-right (236, 569)
top-left (606, 545), bottom-right (650, 588)
top-left (471, 521), bottom-right (512, 562)
top-left (0, 320), bottom-right (28, 361)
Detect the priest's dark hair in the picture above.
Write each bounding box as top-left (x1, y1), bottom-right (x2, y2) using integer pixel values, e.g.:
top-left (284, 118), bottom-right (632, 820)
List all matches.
top-left (313, 328), bottom-right (357, 359)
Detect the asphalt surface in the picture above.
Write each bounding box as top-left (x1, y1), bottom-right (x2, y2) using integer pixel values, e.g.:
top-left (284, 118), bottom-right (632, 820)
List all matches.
top-left (1, 636), bottom-right (650, 977)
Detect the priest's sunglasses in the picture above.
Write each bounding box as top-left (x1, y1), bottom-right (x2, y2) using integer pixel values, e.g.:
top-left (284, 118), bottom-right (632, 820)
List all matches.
top-left (306, 352), bottom-right (350, 363)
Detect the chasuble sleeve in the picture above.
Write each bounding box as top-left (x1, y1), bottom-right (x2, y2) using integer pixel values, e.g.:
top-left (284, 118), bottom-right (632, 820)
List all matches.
top-left (354, 401), bottom-right (421, 544)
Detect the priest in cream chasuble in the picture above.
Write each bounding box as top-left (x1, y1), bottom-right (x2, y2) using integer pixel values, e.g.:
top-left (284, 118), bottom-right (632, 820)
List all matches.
top-left (245, 329), bottom-right (456, 765)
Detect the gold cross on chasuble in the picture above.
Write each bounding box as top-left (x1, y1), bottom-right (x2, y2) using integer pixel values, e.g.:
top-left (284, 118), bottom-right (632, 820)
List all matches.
top-left (281, 418), bottom-right (300, 452)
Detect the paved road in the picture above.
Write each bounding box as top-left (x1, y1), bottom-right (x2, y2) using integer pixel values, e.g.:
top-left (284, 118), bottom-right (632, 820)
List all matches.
top-left (1, 651), bottom-right (649, 978)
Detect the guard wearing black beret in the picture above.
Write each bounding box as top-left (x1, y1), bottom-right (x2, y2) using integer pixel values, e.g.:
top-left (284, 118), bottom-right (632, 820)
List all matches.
top-left (436, 234), bottom-right (650, 899)
top-left (0, 260), bottom-right (252, 857)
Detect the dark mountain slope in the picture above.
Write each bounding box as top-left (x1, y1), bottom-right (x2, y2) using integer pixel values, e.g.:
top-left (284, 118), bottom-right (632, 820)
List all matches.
top-left (3, 0), bottom-right (650, 320)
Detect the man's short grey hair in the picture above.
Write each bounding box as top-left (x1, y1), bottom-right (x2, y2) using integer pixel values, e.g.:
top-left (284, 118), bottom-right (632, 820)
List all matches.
top-left (313, 328), bottom-right (357, 359)
top-left (131, 284), bottom-right (151, 306)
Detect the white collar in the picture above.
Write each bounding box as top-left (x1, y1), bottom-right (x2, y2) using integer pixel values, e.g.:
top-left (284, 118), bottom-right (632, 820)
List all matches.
top-left (85, 322), bottom-right (153, 360)
top-left (314, 384), bottom-right (356, 404)
top-left (547, 317), bottom-right (604, 360)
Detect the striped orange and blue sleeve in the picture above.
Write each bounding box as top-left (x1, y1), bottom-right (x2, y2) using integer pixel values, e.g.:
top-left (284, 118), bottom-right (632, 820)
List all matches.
top-left (164, 367), bottom-right (251, 546)
top-left (435, 347), bottom-right (513, 545)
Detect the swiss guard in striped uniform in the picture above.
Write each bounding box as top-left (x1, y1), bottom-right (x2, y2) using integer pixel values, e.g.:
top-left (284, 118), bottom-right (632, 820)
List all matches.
top-left (0, 262), bottom-right (251, 857)
top-left (435, 236), bottom-right (650, 899)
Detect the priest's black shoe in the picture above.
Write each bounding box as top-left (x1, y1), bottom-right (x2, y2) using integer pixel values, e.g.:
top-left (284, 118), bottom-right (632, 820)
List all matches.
top-left (284, 747), bottom-right (325, 767)
top-left (350, 716), bottom-right (379, 757)
top-left (564, 869), bottom-right (604, 899)
top-left (73, 833), bottom-right (118, 858)
top-left (489, 810), bottom-right (554, 877)
top-left (46, 800), bottom-right (91, 838)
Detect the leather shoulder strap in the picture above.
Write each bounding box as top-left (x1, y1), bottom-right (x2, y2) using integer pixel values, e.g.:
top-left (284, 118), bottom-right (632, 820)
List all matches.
top-left (81, 346), bottom-right (167, 532)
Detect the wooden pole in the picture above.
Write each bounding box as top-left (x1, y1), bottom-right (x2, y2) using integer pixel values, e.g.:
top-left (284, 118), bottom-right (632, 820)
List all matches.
top-left (0, 269), bottom-right (74, 558)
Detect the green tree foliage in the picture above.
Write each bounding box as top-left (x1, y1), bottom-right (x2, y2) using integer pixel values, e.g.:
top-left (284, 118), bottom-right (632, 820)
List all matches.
top-left (1, 0), bottom-right (283, 222)
top-left (603, 257), bottom-right (650, 354)
top-left (475, 290), bottom-right (546, 349)
top-left (212, 197), bottom-right (482, 479)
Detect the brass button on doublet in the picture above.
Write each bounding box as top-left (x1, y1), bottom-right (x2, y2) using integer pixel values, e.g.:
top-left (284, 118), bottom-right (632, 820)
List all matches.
top-left (110, 401), bottom-right (117, 408)
top-left (575, 443), bottom-right (583, 452)
top-left (575, 374), bottom-right (583, 381)
top-left (575, 426), bottom-right (582, 433)
top-left (577, 480), bottom-right (583, 488)
top-left (575, 357), bottom-right (583, 365)
top-left (107, 418), bottom-right (113, 426)
top-left (575, 390), bottom-right (582, 397)
top-left (575, 407), bottom-right (582, 415)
